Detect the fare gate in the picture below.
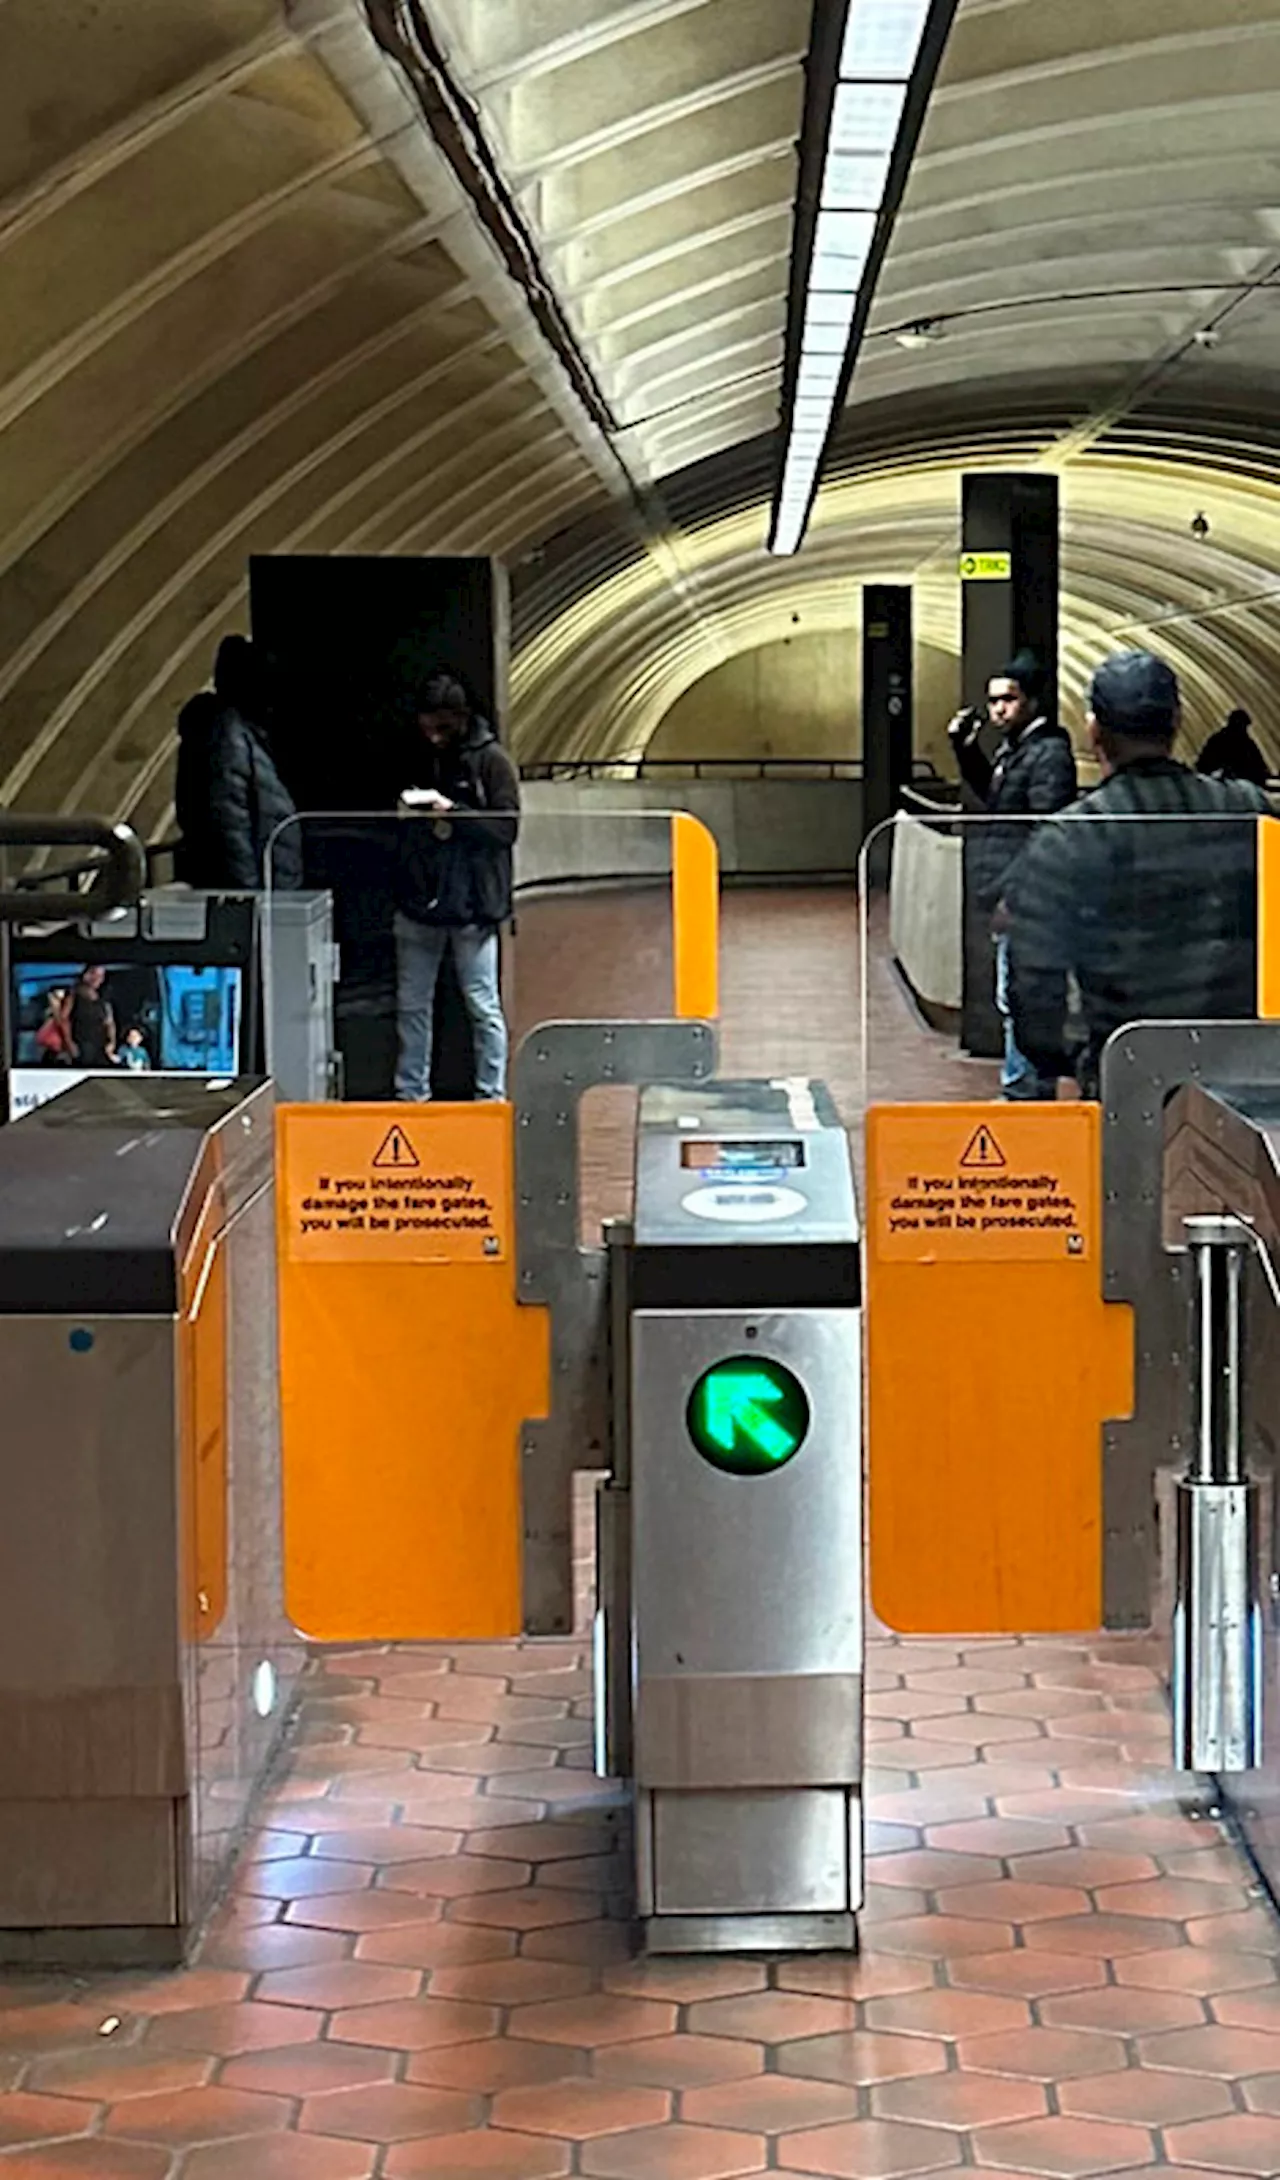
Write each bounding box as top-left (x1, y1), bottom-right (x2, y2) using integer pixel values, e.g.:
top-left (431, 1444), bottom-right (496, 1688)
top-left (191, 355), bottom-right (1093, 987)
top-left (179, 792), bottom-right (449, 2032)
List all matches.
top-left (597, 1081), bottom-right (864, 1953)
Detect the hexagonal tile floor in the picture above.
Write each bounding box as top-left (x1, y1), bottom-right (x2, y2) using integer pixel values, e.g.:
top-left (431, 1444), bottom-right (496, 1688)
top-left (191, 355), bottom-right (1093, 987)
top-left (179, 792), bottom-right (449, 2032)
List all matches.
top-left (2, 1597), bottom-right (1278, 2178)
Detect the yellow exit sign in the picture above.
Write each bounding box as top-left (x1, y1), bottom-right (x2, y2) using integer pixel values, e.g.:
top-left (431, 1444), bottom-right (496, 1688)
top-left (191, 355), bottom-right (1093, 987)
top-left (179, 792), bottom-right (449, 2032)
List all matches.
top-left (959, 551), bottom-right (1012, 581)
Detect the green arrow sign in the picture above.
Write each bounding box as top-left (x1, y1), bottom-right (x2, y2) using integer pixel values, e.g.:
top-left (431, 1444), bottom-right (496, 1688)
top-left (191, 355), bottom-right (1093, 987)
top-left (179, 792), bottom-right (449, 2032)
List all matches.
top-left (686, 1356), bottom-right (811, 1477)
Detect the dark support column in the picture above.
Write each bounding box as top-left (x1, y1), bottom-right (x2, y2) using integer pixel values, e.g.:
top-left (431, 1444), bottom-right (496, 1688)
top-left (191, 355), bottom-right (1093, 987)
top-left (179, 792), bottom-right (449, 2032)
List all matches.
top-left (862, 585), bottom-right (914, 860)
top-left (959, 475), bottom-right (1061, 1057)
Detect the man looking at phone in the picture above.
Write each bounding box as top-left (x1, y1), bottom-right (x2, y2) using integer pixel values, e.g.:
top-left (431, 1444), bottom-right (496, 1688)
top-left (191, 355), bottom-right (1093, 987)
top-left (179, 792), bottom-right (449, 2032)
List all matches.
top-left (948, 652), bottom-right (1077, 1100)
top-left (394, 671), bottom-right (520, 1101)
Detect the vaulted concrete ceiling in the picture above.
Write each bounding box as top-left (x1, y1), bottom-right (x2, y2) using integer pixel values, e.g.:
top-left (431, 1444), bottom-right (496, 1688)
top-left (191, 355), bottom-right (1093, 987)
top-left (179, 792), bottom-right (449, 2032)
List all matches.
top-left (3, 0), bottom-right (1280, 834)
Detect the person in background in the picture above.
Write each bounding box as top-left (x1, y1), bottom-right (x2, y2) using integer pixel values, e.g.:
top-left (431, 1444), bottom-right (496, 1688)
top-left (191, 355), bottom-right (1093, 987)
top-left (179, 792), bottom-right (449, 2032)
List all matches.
top-left (947, 651), bottom-right (1077, 1100)
top-left (174, 637), bottom-right (303, 890)
top-left (34, 986), bottom-right (75, 1067)
top-left (70, 966), bottom-right (115, 1068)
top-left (119, 1025), bottom-right (152, 1072)
top-left (1197, 706), bottom-right (1270, 789)
top-left (394, 670), bottom-right (520, 1102)
top-left (1007, 651), bottom-right (1268, 1099)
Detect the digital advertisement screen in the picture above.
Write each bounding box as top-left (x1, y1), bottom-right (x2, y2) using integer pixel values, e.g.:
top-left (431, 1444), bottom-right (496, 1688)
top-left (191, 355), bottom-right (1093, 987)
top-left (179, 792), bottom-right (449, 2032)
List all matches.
top-left (12, 962), bottom-right (243, 1076)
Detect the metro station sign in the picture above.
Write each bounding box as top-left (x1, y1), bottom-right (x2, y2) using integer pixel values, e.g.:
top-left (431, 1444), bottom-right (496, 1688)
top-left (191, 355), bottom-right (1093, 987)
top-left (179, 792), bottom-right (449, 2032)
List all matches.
top-left (958, 551), bottom-right (1012, 581)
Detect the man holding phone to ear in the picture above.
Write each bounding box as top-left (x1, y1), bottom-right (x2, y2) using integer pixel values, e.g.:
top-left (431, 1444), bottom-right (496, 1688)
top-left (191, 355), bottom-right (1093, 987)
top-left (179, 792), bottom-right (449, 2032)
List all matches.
top-left (394, 670), bottom-right (520, 1102)
top-left (948, 652), bottom-right (1077, 1101)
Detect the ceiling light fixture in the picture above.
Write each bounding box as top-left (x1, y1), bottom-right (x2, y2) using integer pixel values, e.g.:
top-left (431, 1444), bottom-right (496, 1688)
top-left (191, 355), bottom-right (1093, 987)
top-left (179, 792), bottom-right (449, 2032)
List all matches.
top-left (768, 0), bottom-right (961, 557)
top-left (895, 318), bottom-right (945, 350)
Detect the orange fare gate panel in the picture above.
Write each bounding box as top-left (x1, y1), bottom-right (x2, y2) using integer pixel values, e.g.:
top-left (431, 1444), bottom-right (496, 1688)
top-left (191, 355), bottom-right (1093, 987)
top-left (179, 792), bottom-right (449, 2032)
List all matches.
top-left (276, 1102), bottom-right (550, 1642)
top-left (866, 1102), bottom-right (1134, 1634)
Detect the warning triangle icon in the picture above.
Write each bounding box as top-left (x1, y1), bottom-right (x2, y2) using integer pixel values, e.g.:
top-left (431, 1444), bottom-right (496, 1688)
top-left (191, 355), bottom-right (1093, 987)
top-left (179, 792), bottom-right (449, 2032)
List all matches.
top-left (372, 1124), bottom-right (420, 1171)
top-left (960, 1124), bottom-right (1006, 1171)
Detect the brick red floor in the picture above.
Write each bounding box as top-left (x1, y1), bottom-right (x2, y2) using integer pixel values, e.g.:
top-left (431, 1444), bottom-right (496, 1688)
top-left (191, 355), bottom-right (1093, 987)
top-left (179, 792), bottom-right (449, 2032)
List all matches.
top-left (0, 895), bottom-right (1274, 2175)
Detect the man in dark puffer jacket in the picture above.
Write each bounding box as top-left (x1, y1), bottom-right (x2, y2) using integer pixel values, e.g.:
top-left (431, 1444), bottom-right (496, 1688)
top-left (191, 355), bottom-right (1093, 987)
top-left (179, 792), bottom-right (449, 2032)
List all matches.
top-left (949, 652), bottom-right (1077, 1100)
top-left (174, 637), bottom-right (302, 890)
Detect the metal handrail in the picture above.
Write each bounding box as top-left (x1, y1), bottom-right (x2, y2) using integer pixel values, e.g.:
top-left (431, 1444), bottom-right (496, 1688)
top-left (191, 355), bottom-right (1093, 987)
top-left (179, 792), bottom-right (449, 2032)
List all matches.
top-left (0, 817), bottom-right (146, 923)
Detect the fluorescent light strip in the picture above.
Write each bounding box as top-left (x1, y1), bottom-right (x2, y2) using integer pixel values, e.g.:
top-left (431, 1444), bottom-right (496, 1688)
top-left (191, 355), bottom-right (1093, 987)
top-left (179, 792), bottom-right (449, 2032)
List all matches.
top-left (770, 0), bottom-right (945, 556)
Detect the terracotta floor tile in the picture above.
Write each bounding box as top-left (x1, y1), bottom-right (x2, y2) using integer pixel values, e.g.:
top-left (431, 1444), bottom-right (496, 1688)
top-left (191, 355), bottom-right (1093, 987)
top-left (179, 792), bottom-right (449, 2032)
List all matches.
top-left (143, 2000), bottom-right (325, 2055)
top-left (947, 1953), bottom-right (1105, 1999)
top-left (867, 1691), bottom-right (970, 1722)
top-left (685, 2077), bottom-right (861, 2133)
top-left (1115, 1947), bottom-right (1276, 1997)
top-left (1186, 1907), bottom-right (1280, 1953)
top-left (932, 1883), bottom-right (1089, 1924)
top-left (0, 2091), bottom-right (94, 2145)
top-left (1057, 2070), bottom-right (1234, 2125)
top-left (778, 1959), bottom-right (936, 2003)
top-left (863, 1992), bottom-right (1030, 2042)
top-left (449, 1887), bottom-right (603, 1931)
top-left (968, 2114), bottom-right (1156, 2175)
top-left (860, 1916), bottom-right (1015, 1961)
top-left (1241, 2073), bottom-right (1280, 2113)
top-left (602, 1962), bottom-right (768, 2005)
top-left (378, 1853), bottom-right (533, 1899)
top-left (910, 1714), bottom-right (1047, 1747)
top-left (180, 2136), bottom-right (378, 2179)
top-left (102, 2084), bottom-right (291, 2144)
top-left (580, 2123), bottom-right (768, 2178)
top-left (873, 2072), bottom-right (1048, 2130)
top-left (1136, 2022), bottom-right (1280, 2076)
top-left (1213, 1988), bottom-right (1280, 2030)
top-left (0, 2146), bottom-right (174, 2179)
top-left (26, 2054), bottom-right (212, 2102)
top-left (922, 1822), bottom-right (1073, 1858)
top-left (1021, 1915), bottom-right (1182, 1958)
top-left (957, 2029), bottom-right (1127, 2081)
top-left (778, 2033), bottom-right (947, 2087)
top-left (283, 1890), bottom-right (445, 1933)
top-left (1160, 1847), bottom-right (1257, 1885)
top-left (0, 2002), bottom-right (119, 2055)
top-left (1096, 1877), bottom-right (1251, 1920)
top-left (219, 2044), bottom-right (396, 2096)
top-left (308, 1825), bottom-right (465, 1862)
top-left (354, 1921), bottom-right (515, 1969)
top-left (686, 1994), bottom-right (857, 2045)
top-left (521, 1919), bottom-right (635, 1966)
top-left (237, 1857), bottom-right (376, 1899)
top-left (299, 2080), bottom-right (479, 2139)
top-left (427, 1958), bottom-right (593, 2006)
top-left (470, 1821), bottom-right (621, 1864)
top-left (1004, 1850), bottom-right (1158, 1888)
top-left (512, 1995), bottom-right (678, 2048)
top-left (492, 2078), bottom-right (671, 2138)
top-left (596, 2037), bottom-right (765, 2091)
top-left (409, 2038), bottom-right (588, 2093)
top-left (869, 1853), bottom-right (1005, 1890)
top-left (1038, 1989), bottom-right (1206, 2035)
top-left (386, 2131), bottom-right (571, 2177)
top-left (1163, 2115), bottom-right (1280, 2175)
top-left (777, 2115), bottom-right (963, 2178)
top-left (254, 1961), bottom-right (422, 2009)
top-left (328, 1995), bottom-right (500, 2049)
top-left (199, 1923), bottom-right (354, 1973)
top-left (112, 1970), bottom-right (251, 2015)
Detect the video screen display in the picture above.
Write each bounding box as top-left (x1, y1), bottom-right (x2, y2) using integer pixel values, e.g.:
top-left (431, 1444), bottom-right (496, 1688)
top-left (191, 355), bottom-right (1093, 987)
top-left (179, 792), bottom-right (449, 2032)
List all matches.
top-left (12, 962), bottom-right (243, 1075)
top-left (680, 1139), bottom-right (807, 1171)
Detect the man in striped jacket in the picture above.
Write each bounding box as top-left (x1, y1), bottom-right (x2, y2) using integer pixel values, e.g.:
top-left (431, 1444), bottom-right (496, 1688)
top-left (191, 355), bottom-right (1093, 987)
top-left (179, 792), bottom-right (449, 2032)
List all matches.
top-left (1006, 651), bottom-right (1269, 1099)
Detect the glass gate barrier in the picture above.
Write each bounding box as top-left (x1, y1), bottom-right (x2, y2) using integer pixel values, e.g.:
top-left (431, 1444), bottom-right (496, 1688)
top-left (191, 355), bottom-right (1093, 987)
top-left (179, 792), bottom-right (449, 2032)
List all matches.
top-left (859, 801), bottom-right (1270, 1653)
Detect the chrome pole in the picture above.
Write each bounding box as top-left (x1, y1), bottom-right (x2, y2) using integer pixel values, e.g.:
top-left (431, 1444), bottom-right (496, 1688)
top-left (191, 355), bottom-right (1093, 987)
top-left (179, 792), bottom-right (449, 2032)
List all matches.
top-left (1173, 1218), bottom-right (1261, 1774)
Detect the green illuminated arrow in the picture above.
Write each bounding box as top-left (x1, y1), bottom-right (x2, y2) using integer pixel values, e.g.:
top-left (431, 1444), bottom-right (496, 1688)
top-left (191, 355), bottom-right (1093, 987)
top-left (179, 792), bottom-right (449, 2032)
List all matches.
top-left (702, 1369), bottom-right (795, 1462)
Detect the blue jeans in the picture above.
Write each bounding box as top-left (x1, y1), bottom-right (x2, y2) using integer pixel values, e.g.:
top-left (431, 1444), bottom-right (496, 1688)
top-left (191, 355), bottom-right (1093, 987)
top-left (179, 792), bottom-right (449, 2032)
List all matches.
top-left (394, 915), bottom-right (508, 1101)
top-left (995, 933), bottom-right (1053, 1101)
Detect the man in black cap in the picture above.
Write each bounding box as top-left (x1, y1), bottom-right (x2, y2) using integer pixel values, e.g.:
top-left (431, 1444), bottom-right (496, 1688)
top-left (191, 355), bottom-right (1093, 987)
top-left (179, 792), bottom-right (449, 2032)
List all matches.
top-left (948, 652), bottom-right (1077, 1099)
top-left (1197, 707), bottom-right (1270, 789)
top-left (1006, 651), bottom-right (1269, 1099)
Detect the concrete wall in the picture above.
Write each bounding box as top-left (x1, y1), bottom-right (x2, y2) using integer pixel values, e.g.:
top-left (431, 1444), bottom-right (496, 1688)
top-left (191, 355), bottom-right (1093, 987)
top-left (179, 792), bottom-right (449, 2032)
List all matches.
top-left (519, 779), bottom-right (864, 884)
top-left (645, 633), bottom-right (962, 775)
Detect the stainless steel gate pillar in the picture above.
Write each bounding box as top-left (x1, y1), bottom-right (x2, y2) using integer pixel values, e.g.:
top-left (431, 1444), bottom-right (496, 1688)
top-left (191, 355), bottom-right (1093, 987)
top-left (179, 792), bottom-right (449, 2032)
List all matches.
top-left (1173, 1215), bottom-right (1263, 1774)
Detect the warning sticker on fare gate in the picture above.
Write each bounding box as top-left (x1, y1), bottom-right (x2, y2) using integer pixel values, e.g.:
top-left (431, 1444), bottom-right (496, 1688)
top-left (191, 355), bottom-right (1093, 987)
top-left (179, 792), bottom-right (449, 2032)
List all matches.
top-left (281, 1108), bottom-right (508, 1266)
top-left (869, 1106), bottom-right (1097, 1264)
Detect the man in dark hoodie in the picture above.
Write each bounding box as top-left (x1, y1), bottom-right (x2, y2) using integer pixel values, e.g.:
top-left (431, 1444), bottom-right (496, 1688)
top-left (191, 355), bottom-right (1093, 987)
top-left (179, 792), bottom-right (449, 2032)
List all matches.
top-left (174, 637), bottom-right (302, 890)
top-left (394, 671), bottom-right (520, 1101)
top-left (948, 653), bottom-right (1077, 1100)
